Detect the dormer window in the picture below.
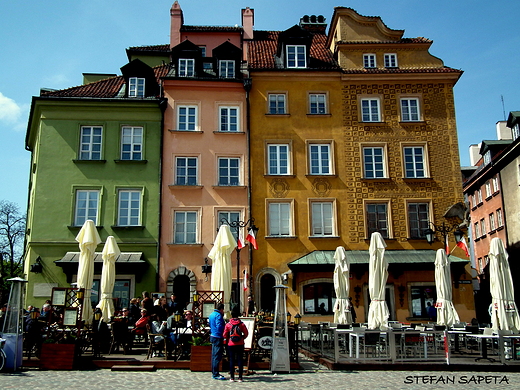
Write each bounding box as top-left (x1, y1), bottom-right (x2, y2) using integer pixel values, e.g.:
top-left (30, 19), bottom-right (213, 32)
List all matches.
top-left (219, 60), bottom-right (235, 78)
top-left (179, 59), bottom-right (195, 77)
top-left (129, 77), bottom-right (145, 97)
top-left (513, 124), bottom-right (520, 140)
top-left (363, 54), bottom-right (376, 68)
top-left (384, 53), bottom-right (398, 68)
top-left (483, 150), bottom-right (491, 166)
top-left (286, 45), bottom-right (306, 68)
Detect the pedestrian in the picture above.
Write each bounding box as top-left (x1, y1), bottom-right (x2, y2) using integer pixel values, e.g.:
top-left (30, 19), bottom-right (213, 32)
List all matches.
top-left (427, 301), bottom-right (437, 321)
top-left (209, 303), bottom-right (226, 380)
top-left (247, 295), bottom-right (256, 316)
top-left (223, 307), bottom-right (249, 382)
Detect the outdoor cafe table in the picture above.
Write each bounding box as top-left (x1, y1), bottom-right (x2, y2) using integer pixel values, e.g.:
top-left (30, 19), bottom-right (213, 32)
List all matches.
top-left (466, 333), bottom-right (520, 363)
top-left (447, 329), bottom-right (471, 353)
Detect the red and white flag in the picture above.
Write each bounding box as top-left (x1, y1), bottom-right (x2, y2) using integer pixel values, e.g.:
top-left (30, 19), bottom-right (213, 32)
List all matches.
top-left (456, 236), bottom-right (470, 257)
top-left (246, 227), bottom-right (258, 250)
top-left (243, 269), bottom-right (248, 291)
top-left (237, 229), bottom-right (246, 249)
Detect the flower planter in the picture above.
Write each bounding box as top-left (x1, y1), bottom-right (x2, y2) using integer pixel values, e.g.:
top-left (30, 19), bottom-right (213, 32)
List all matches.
top-left (39, 343), bottom-right (76, 370)
top-left (190, 345), bottom-right (213, 372)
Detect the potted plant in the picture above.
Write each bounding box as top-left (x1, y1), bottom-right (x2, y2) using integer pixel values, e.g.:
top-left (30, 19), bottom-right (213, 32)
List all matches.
top-left (39, 333), bottom-right (77, 370)
top-left (190, 336), bottom-right (213, 372)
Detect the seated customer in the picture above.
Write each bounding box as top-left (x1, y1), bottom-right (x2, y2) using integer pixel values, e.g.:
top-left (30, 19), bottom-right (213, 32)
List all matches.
top-left (132, 309), bottom-right (150, 336)
top-left (150, 314), bottom-right (167, 357)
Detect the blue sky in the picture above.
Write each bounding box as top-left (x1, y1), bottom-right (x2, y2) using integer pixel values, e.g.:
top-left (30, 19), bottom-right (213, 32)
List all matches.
top-left (2, 0), bottom-right (520, 209)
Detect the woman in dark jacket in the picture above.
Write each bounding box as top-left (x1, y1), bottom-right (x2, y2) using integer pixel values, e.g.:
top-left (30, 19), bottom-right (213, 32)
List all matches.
top-left (223, 307), bottom-right (249, 382)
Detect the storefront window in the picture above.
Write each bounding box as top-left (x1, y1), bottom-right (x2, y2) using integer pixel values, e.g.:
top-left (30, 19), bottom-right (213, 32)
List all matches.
top-left (303, 282), bottom-right (335, 314)
top-left (410, 285), bottom-right (436, 318)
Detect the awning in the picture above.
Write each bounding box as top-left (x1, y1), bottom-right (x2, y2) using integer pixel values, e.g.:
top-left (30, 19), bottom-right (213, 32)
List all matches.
top-left (55, 251), bottom-right (148, 283)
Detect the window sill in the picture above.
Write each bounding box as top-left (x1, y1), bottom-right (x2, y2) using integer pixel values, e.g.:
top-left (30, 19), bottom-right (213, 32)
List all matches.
top-left (168, 129), bottom-right (203, 133)
top-left (265, 113), bottom-right (290, 117)
top-left (399, 121), bottom-right (426, 125)
top-left (73, 159), bottom-right (106, 163)
top-left (114, 159), bottom-right (147, 164)
top-left (166, 242), bottom-right (204, 247)
top-left (212, 185), bottom-right (247, 189)
top-left (489, 229), bottom-right (497, 236)
top-left (402, 177), bottom-right (432, 182)
top-left (309, 235), bottom-right (340, 239)
top-left (360, 121), bottom-right (385, 125)
top-left (169, 185), bottom-right (203, 190)
top-left (305, 174), bottom-right (337, 178)
top-left (264, 174), bottom-right (296, 178)
top-left (265, 235), bottom-right (297, 240)
top-left (364, 237), bottom-right (395, 242)
top-left (213, 131), bottom-right (245, 135)
top-left (111, 225), bottom-right (145, 230)
top-left (485, 196), bottom-right (492, 201)
top-left (307, 113), bottom-right (331, 117)
top-left (492, 191), bottom-right (500, 196)
top-left (361, 177), bottom-right (392, 182)
top-left (67, 225), bottom-right (103, 230)
top-left (497, 225), bottom-right (505, 231)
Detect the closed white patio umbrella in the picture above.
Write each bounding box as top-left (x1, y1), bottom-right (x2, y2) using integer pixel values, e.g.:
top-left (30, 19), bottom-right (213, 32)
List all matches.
top-left (96, 236), bottom-right (120, 322)
top-left (333, 246), bottom-right (352, 324)
top-left (489, 237), bottom-right (520, 332)
top-left (435, 249), bottom-right (460, 327)
top-left (367, 232), bottom-right (389, 330)
top-left (208, 224), bottom-right (237, 313)
top-left (76, 220), bottom-right (102, 324)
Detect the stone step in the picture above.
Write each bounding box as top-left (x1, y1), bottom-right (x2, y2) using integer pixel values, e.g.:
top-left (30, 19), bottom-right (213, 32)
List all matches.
top-left (111, 365), bottom-right (156, 372)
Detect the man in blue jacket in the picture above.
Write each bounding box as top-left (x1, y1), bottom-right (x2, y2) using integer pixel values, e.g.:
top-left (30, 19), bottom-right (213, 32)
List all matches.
top-left (209, 303), bottom-right (226, 380)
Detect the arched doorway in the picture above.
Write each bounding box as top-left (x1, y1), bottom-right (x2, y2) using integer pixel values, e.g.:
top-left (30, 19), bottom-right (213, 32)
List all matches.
top-left (167, 266), bottom-right (197, 310)
top-left (260, 273), bottom-right (276, 312)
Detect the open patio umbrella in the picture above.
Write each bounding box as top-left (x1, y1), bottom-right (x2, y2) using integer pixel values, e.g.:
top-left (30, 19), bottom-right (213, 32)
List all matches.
top-left (367, 232), bottom-right (389, 330)
top-left (95, 236), bottom-right (120, 322)
top-left (333, 246), bottom-right (352, 324)
top-left (208, 224), bottom-right (237, 313)
top-left (489, 237), bottom-right (520, 332)
top-left (435, 249), bottom-right (460, 327)
top-left (75, 219), bottom-right (101, 324)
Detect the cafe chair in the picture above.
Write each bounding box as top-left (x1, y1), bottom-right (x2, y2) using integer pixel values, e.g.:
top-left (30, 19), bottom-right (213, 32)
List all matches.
top-left (146, 324), bottom-right (168, 360)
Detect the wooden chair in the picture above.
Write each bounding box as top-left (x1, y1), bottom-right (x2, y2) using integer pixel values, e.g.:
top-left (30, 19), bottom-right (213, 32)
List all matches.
top-left (109, 319), bottom-right (130, 355)
top-left (146, 324), bottom-right (168, 360)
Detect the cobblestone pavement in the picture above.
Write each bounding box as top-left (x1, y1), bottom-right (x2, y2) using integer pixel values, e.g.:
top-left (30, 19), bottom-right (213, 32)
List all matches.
top-left (1, 358), bottom-right (519, 390)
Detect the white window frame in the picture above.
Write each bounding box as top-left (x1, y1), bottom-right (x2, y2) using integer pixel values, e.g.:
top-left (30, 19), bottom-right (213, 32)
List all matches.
top-left (485, 181), bottom-right (492, 199)
top-left (128, 77), bottom-right (145, 98)
top-left (362, 145), bottom-right (387, 178)
top-left (121, 126), bottom-right (143, 160)
top-left (365, 200), bottom-right (391, 239)
top-left (309, 199), bottom-right (336, 237)
top-left (402, 145), bottom-right (427, 178)
top-left (480, 218), bottom-right (486, 237)
top-left (217, 210), bottom-right (241, 242)
top-left (400, 98), bottom-right (420, 122)
top-left (175, 156), bottom-right (198, 185)
top-left (74, 189), bottom-right (100, 226)
top-left (217, 157), bottom-right (241, 186)
top-left (483, 151), bottom-right (491, 165)
top-left (178, 58), bottom-right (195, 77)
top-left (474, 222), bottom-right (481, 239)
top-left (407, 201), bottom-right (430, 239)
top-left (219, 60), bottom-right (235, 78)
top-left (268, 93), bottom-right (287, 114)
top-left (267, 200), bottom-right (294, 237)
top-left (117, 189), bottom-right (142, 227)
top-left (309, 93), bottom-right (327, 114)
top-left (477, 189), bottom-right (483, 204)
top-left (177, 105), bottom-right (198, 131)
top-left (384, 53), bottom-right (398, 68)
top-left (174, 210), bottom-right (198, 244)
top-left (199, 46), bottom-right (206, 57)
top-left (513, 124), bottom-right (520, 140)
top-left (363, 53), bottom-right (376, 68)
top-left (79, 126), bottom-right (103, 160)
top-left (286, 45), bottom-right (306, 68)
top-left (308, 142), bottom-right (333, 175)
top-left (489, 213), bottom-right (496, 231)
top-left (219, 106), bottom-right (240, 132)
top-left (360, 98), bottom-right (381, 122)
top-left (497, 208), bottom-right (503, 227)
top-left (492, 175), bottom-right (500, 193)
top-left (267, 143), bottom-right (291, 175)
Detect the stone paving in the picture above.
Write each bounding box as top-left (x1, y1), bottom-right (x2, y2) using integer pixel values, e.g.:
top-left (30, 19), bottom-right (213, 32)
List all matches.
top-left (1, 356), bottom-right (519, 390)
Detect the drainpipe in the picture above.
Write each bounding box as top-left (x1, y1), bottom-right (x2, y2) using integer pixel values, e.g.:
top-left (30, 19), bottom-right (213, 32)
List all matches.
top-left (157, 84), bottom-right (168, 292)
top-left (243, 78), bottom-right (253, 295)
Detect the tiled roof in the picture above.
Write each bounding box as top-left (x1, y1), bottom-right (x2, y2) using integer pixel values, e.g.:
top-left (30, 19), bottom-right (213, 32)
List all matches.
top-left (181, 25), bottom-right (242, 32)
top-left (341, 67), bottom-right (462, 75)
top-left (336, 37), bottom-right (432, 45)
top-left (40, 64), bottom-right (170, 98)
top-left (127, 44), bottom-right (169, 52)
top-left (248, 30), bottom-right (339, 70)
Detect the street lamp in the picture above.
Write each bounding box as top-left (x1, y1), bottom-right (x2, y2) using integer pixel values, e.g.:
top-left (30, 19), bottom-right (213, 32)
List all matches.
top-left (219, 217), bottom-right (259, 312)
top-left (294, 313), bottom-right (301, 363)
top-left (424, 221), bottom-right (464, 257)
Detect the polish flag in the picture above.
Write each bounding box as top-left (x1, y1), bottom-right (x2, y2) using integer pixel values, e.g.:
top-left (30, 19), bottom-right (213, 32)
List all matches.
top-left (246, 227), bottom-right (258, 250)
top-left (237, 229), bottom-right (246, 249)
top-left (456, 236), bottom-right (470, 257)
top-left (243, 269), bottom-right (248, 291)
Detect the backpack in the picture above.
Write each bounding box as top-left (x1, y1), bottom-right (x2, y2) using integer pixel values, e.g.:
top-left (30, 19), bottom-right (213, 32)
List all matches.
top-left (230, 321), bottom-right (243, 342)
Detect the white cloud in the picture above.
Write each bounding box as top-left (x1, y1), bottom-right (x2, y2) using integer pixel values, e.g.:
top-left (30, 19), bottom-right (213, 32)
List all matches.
top-left (0, 92), bottom-right (22, 123)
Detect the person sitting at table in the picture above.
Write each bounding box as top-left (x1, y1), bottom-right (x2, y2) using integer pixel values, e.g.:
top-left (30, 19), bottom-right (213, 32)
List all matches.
top-left (149, 314), bottom-right (167, 357)
top-left (153, 296), bottom-right (169, 321)
top-left (128, 298), bottom-right (140, 326)
top-left (131, 308), bottom-right (150, 346)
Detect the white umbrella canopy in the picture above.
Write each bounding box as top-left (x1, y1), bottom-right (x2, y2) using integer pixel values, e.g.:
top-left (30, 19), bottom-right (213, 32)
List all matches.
top-left (96, 236), bottom-right (120, 322)
top-left (208, 224), bottom-right (237, 313)
top-left (489, 237), bottom-right (520, 332)
top-left (367, 232), bottom-right (389, 330)
top-left (333, 246), bottom-right (352, 324)
top-left (75, 220), bottom-right (102, 324)
top-left (434, 249), bottom-right (460, 327)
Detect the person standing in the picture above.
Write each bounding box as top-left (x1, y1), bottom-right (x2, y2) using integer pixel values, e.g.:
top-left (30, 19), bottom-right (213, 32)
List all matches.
top-left (209, 303), bottom-right (226, 380)
top-left (223, 307), bottom-right (249, 382)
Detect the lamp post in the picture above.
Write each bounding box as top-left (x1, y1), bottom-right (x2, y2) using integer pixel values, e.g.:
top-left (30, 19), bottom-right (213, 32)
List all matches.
top-left (424, 222), bottom-right (464, 257)
top-left (294, 313), bottom-right (301, 363)
top-left (219, 217), bottom-right (259, 312)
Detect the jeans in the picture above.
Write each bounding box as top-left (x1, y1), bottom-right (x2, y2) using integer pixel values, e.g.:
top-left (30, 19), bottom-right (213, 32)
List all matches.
top-left (210, 336), bottom-right (224, 378)
top-left (228, 344), bottom-right (245, 379)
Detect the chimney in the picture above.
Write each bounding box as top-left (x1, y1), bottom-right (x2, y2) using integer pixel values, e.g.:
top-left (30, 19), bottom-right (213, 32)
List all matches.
top-left (299, 15), bottom-right (327, 33)
top-left (469, 144), bottom-right (481, 166)
top-left (170, 1), bottom-right (184, 49)
top-left (496, 120), bottom-right (512, 140)
top-left (242, 7), bottom-right (254, 40)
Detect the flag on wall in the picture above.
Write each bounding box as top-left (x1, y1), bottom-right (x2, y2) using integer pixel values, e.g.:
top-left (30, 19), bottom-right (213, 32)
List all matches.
top-left (243, 269), bottom-right (248, 291)
top-left (246, 227), bottom-right (258, 249)
top-left (237, 229), bottom-right (246, 249)
top-left (456, 236), bottom-right (470, 257)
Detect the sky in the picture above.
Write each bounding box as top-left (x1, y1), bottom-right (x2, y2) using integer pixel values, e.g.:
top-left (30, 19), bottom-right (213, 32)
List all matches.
top-left (2, 0), bottom-right (520, 209)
